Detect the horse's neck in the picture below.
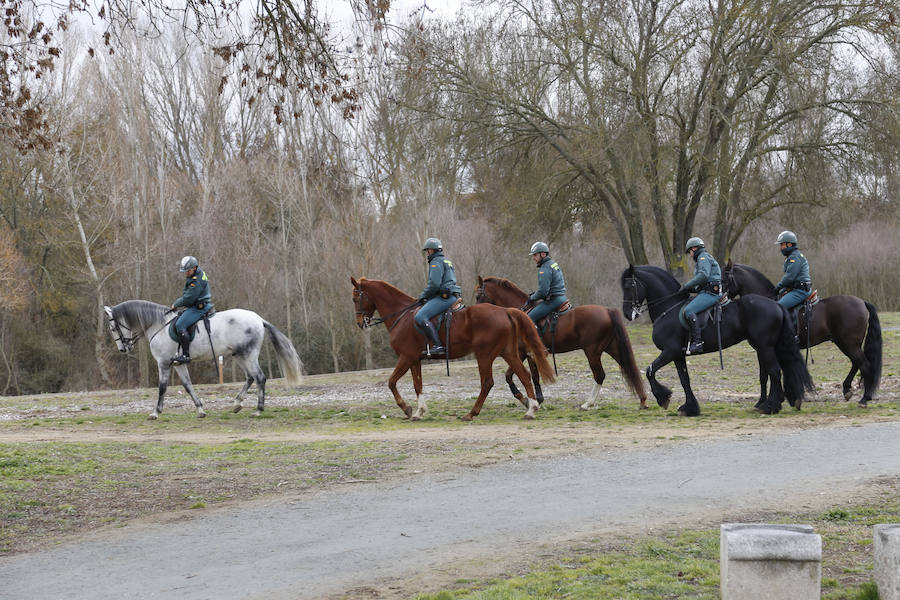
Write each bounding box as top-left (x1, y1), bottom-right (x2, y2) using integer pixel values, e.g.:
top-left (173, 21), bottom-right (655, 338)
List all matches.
top-left (491, 281), bottom-right (527, 306)
top-left (123, 301), bottom-right (168, 333)
top-left (642, 271), bottom-right (682, 320)
top-left (369, 285), bottom-right (413, 315)
top-left (738, 266), bottom-right (775, 296)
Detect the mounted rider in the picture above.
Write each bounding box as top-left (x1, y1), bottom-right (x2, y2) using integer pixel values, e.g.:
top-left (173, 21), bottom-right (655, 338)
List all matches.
top-left (171, 256), bottom-right (213, 365)
top-left (414, 238), bottom-right (461, 358)
top-left (678, 237), bottom-right (722, 355)
top-left (773, 230), bottom-right (812, 310)
top-left (526, 242), bottom-right (568, 326)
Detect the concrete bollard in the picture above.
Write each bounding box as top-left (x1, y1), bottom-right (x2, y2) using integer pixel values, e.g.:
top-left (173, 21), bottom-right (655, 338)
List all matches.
top-left (720, 523), bottom-right (821, 600)
top-left (875, 524), bottom-right (900, 600)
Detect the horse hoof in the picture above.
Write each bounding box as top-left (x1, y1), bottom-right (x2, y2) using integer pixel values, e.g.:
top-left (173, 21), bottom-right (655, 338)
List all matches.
top-left (410, 415), bottom-right (421, 422)
top-left (198, 411), bottom-right (207, 418)
top-left (461, 413), bottom-right (474, 421)
top-left (523, 413), bottom-right (535, 420)
top-left (857, 400), bottom-right (868, 408)
top-left (403, 406), bottom-right (413, 419)
top-left (843, 390), bottom-right (853, 401)
top-left (233, 404), bottom-right (243, 413)
top-left (148, 412), bottom-right (158, 420)
top-left (251, 411), bottom-right (261, 418)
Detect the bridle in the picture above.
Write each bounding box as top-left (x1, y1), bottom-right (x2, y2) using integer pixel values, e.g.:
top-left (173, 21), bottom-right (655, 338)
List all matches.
top-left (106, 310), bottom-right (142, 352)
top-left (624, 273), bottom-right (685, 320)
top-left (353, 288), bottom-right (418, 331)
top-left (474, 284), bottom-right (491, 304)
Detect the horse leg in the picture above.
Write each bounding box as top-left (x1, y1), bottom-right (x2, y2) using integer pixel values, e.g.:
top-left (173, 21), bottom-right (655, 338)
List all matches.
top-left (232, 376), bottom-right (253, 413)
top-left (462, 355), bottom-right (497, 421)
top-left (251, 364), bottom-right (267, 416)
top-left (410, 361), bottom-right (427, 421)
top-left (756, 347), bottom-right (784, 415)
top-left (673, 356), bottom-right (701, 417)
top-left (579, 348), bottom-right (607, 411)
top-left (842, 365), bottom-right (858, 402)
top-left (150, 363), bottom-right (171, 420)
top-left (504, 365), bottom-right (527, 407)
top-left (387, 358), bottom-right (414, 418)
top-left (174, 364), bottom-right (206, 418)
top-left (528, 355), bottom-right (544, 405)
top-left (754, 354), bottom-right (768, 409)
top-left (645, 351), bottom-right (677, 409)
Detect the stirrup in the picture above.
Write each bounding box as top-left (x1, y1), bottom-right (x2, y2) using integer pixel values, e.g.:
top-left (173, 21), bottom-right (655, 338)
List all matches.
top-left (421, 345), bottom-right (446, 359)
top-left (686, 342), bottom-right (703, 355)
top-left (172, 354), bottom-right (191, 365)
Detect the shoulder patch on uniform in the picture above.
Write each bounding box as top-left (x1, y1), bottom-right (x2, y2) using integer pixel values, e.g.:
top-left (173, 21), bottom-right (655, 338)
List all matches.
top-left (699, 257), bottom-right (706, 260)
top-left (189, 283), bottom-right (196, 287)
top-left (789, 259), bottom-right (795, 263)
top-left (539, 271), bottom-right (545, 274)
top-left (430, 264), bottom-right (438, 267)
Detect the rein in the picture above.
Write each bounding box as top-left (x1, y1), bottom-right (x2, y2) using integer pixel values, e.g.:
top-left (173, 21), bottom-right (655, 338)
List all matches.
top-left (624, 276), bottom-right (683, 320)
top-left (355, 289), bottom-right (419, 331)
top-left (107, 313), bottom-right (144, 351)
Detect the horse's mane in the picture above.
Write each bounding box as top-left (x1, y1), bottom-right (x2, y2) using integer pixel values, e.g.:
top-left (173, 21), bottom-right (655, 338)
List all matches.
top-left (734, 263), bottom-right (774, 284)
top-left (624, 265), bottom-right (680, 290)
top-left (359, 278), bottom-right (416, 301)
top-left (484, 276), bottom-right (524, 293)
top-left (113, 300), bottom-right (170, 331)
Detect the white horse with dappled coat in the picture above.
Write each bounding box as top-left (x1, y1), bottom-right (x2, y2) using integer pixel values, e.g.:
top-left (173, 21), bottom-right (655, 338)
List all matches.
top-left (104, 300), bottom-right (303, 418)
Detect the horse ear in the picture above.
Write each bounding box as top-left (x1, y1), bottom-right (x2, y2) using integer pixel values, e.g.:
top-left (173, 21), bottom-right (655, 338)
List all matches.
top-left (350, 276), bottom-right (359, 288)
top-left (477, 275), bottom-right (483, 286)
top-left (626, 264), bottom-right (634, 275)
top-left (726, 258), bottom-right (733, 269)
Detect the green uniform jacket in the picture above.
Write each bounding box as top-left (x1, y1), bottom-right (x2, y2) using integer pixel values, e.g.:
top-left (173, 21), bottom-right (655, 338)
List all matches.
top-left (528, 256), bottom-right (567, 303)
top-left (173, 268), bottom-right (212, 309)
top-left (683, 249), bottom-right (721, 292)
top-left (775, 248), bottom-right (811, 291)
top-left (418, 251), bottom-right (461, 300)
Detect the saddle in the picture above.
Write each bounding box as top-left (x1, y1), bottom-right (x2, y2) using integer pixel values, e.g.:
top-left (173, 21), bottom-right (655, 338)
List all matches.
top-left (534, 301), bottom-right (574, 336)
top-left (167, 307), bottom-right (216, 344)
top-left (678, 295), bottom-right (730, 331)
top-left (791, 290), bottom-right (819, 334)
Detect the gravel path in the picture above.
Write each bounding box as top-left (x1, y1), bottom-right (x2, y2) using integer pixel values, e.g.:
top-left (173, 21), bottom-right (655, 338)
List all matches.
top-left (2, 421), bottom-right (899, 600)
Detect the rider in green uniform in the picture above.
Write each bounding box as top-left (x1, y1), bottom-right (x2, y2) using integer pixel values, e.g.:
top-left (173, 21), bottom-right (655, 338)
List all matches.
top-left (773, 230), bottom-right (812, 310)
top-left (526, 242), bottom-right (568, 325)
top-left (678, 237), bottom-right (721, 355)
top-left (171, 256), bottom-right (213, 365)
top-left (414, 238), bottom-right (461, 358)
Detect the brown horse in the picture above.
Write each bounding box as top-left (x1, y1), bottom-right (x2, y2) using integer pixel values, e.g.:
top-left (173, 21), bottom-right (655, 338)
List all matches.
top-left (351, 277), bottom-right (555, 420)
top-left (475, 276), bottom-right (648, 410)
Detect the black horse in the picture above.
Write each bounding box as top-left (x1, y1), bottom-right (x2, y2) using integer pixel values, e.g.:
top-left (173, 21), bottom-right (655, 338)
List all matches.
top-left (723, 260), bottom-right (882, 406)
top-left (621, 265), bottom-right (814, 416)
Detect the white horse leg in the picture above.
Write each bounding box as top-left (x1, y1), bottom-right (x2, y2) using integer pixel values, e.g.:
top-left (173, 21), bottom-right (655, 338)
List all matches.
top-left (580, 383), bottom-right (603, 410)
top-left (174, 364), bottom-right (206, 418)
top-left (233, 376), bottom-right (253, 413)
top-left (524, 397), bottom-right (539, 419)
top-left (151, 363), bottom-right (171, 420)
top-left (411, 393), bottom-right (427, 421)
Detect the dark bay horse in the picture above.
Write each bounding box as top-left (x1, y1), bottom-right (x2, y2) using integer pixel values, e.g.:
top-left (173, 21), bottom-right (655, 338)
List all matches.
top-left (621, 265), bottom-right (813, 416)
top-left (475, 275), bottom-right (648, 410)
top-left (723, 260), bottom-right (882, 406)
top-left (351, 277), bottom-right (555, 420)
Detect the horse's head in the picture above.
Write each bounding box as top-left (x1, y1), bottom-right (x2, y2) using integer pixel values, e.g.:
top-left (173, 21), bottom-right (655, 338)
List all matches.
top-left (351, 277), bottom-right (376, 329)
top-left (474, 276), bottom-right (489, 304)
top-left (475, 276), bottom-right (527, 309)
top-left (620, 265), bottom-right (647, 321)
top-left (105, 305), bottom-right (135, 353)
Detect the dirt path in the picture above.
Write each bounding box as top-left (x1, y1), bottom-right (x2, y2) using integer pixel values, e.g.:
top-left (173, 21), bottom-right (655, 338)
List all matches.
top-left (2, 420), bottom-right (899, 600)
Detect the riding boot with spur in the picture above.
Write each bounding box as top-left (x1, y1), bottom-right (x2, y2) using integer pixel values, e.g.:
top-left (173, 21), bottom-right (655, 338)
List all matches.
top-left (420, 320), bottom-right (446, 358)
top-left (173, 333), bottom-right (191, 365)
top-left (686, 315), bottom-right (704, 355)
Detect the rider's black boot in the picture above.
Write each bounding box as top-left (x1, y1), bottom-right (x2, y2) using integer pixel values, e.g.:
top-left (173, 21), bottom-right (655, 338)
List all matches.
top-left (686, 315), bottom-right (704, 355)
top-left (420, 320), bottom-right (446, 358)
top-left (173, 333), bottom-right (191, 365)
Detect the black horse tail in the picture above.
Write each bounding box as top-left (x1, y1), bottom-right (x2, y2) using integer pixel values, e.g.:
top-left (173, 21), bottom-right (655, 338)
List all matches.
top-left (609, 308), bottom-right (648, 405)
top-left (506, 308), bottom-right (556, 384)
top-left (263, 321), bottom-right (304, 384)
top-left (862, 302), bottom-right (883, 397)
top-left (775, 304), bottom-right (814, 407)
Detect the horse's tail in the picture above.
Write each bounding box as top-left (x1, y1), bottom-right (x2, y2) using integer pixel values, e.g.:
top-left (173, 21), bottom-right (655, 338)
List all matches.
top-left (609, 308), bottom-right (647, 403)
top-left (775, 304), bottom-right (814, 406)
top-left (862, 301), bottom-right (883, 397)
top-left (506, 308), bottom-right (555, 384)
top-left (263, 321), bottom-right (304, 384)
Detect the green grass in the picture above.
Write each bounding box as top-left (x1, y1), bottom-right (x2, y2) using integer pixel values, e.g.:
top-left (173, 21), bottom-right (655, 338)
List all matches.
top-left (414, 494), bottom-right (900, 600)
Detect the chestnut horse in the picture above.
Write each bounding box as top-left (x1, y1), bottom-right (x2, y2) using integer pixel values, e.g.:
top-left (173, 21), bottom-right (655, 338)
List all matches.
top-left (351, 277), bottom-right (555, 420)
top-left (475, 276), bottom-right (648, 410)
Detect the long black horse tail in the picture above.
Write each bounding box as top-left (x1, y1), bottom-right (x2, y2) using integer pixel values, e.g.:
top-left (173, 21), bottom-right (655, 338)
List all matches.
top-left (609, 308), bottom-right (648, 405)
top-left (863, 302), bottom-right (883, 397)
top-left (263, 321), bottom-right (304, 385)
top-left (775, 304), bottom-right (814, 407)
